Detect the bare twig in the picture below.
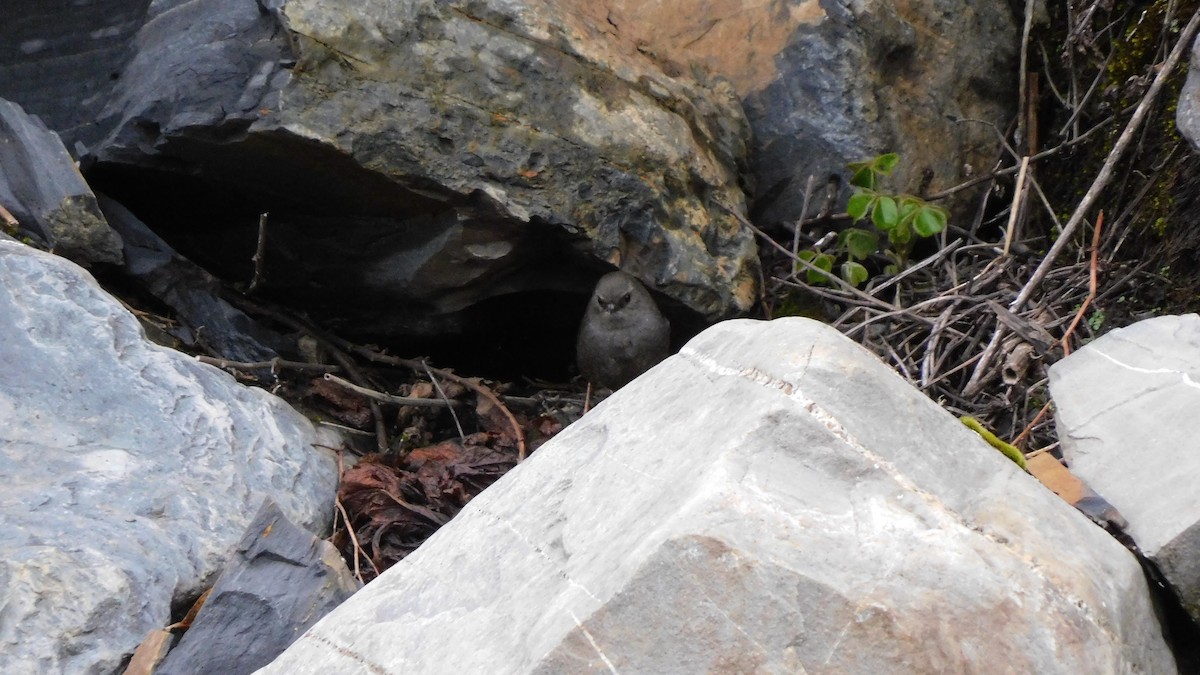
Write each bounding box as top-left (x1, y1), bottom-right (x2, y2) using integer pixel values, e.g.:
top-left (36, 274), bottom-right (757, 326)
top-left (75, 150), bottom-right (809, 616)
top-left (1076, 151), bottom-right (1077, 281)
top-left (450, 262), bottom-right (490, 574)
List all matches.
top-left (1069, 0), bottom-right (1104, 45)
top-left (1018, 8), bottom-right (1197, 310)
top-left (323, 373), bottom-right (465, 408)
top-left (196, 355), bottom-right (340, 374)
top-left (720, 202), bottom-right (896, 311)
top-left (1017, 0), bottom-right (1037, 149)
top-left (333, 450), bottom-right (379, 583)
top-left (335, 496), bottom-right (377, 583)
top-left (317, 422), bottom-right (378, 436)
top-left (868, 239), bottom-right (963, 297)
top-left (1057, 49), bottom-right (1114, 138)
top-left (1040, 43), bottom-right (1068, 106)
top-left (1060, 211), bottom-right (1104, 356)
top-left (920, 305), bottom-right (957, 388)
top-left (792, 175), bottom-right (817, 276)
top-left (225, 294), bottom-right (389, 453)
top-left (1013, 400), bottom-right (1053, 450)
top-left (963, 8), bottom-right (1200, 395)
top-left (343, 346), bottom-right (529, 461)
top-left (1027, 73), bottom-right (1039, 155)
top-left (1004, 157), bottom-right (1030, 257)
top-left (330, 352), bottom-right (388, 453)
top-left (423, 362), bottom-right (467, 445)
top-left (929, 111), bottom-right (1120, 202)
top-left (248, 212), bottom-right (269, 294)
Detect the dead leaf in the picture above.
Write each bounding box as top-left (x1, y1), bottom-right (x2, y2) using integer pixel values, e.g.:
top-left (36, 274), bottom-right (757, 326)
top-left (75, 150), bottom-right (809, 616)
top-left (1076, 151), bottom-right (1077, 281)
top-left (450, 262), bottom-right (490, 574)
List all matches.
top-left (123, 629), bottom-right (175, 675)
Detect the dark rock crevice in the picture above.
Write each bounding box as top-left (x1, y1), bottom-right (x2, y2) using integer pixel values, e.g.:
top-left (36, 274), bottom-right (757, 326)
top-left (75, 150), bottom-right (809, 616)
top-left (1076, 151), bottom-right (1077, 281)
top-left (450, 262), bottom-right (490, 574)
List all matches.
top-left (84, 158), bottom-right (628, 381)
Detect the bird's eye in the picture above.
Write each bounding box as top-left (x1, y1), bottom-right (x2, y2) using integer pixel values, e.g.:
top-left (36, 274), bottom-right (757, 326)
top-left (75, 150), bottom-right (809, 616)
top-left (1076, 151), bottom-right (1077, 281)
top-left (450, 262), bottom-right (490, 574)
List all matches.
top-left (621, 292), bottom-right (631, 304)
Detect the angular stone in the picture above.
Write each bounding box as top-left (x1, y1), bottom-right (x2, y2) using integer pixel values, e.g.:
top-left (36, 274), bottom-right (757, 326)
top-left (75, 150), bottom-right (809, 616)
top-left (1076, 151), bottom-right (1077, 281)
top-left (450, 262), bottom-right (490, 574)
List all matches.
top-left (1050, 313), bottom-right (1200, 622)
top-left (0, 98), bottom-right (122, 264)
top-left (156, 499), bottom-right (360, 675)
top-left (261, 318), bottom-right (1173, 674)
top-left (0, 239), bottom-right (340, 674)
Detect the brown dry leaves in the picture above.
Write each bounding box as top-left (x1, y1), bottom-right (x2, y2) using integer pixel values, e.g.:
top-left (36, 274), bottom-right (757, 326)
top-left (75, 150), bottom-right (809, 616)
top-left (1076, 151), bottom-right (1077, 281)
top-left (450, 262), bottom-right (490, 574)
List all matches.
top-left (332, 382), bottom-right (567, 581)
top-left (335, 436), bottom-right (515, 577)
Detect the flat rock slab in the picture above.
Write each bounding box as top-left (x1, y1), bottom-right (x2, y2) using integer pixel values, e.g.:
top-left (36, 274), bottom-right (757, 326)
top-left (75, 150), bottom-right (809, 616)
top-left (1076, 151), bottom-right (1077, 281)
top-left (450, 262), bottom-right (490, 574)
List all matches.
top-left (0, 239), bottom-right (340, 673)
top-left (262, 318), bottom-right (1173, 674)
top-left (1050, 313), bottom-right (1200, 620)
top-left (156, 499), bottom-right (360, 675)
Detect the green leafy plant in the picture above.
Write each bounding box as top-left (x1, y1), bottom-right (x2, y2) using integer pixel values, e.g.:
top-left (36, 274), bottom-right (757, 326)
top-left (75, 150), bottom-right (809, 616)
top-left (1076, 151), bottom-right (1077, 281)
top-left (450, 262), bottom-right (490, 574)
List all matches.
top-left (801, 153), bottom-right (949, 286)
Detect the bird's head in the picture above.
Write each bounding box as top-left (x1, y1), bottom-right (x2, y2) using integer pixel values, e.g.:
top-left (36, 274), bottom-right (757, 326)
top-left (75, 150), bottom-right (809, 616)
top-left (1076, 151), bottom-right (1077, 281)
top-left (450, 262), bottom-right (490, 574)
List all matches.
top-left (592, 272), bottom-right (643, 314)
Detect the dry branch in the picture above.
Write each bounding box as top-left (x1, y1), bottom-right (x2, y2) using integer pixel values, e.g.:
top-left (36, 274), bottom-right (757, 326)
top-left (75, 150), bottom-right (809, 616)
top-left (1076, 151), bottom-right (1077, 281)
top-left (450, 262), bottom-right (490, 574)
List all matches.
top-left (963, 8), bottom-right (1200, 395)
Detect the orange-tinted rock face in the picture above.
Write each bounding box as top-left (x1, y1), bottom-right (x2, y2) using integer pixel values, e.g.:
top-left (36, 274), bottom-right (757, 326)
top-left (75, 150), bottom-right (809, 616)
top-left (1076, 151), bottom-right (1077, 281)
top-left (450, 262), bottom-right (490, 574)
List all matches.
top-left (583, 0), bottom-right (826, 95)
top-left (571, 0), bottom-right (1019, 227)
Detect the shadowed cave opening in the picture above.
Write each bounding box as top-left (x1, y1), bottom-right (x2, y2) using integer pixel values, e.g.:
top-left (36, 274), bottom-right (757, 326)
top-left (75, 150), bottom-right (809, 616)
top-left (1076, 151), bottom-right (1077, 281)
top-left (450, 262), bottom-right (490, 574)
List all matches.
top-left (83, 162), bottom-right (615, 383)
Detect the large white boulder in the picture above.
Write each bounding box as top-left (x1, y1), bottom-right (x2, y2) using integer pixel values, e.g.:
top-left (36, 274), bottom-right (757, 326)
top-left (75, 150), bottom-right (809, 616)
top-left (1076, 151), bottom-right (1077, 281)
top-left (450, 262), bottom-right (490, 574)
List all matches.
top-left (262, 317), bottom-right (1174, 674)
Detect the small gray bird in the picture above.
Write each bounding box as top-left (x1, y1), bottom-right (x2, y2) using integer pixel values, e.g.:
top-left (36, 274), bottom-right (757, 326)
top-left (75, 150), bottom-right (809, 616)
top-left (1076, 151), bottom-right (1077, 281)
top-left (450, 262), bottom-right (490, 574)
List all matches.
top-left (576, 271), bottom-right (670, 390)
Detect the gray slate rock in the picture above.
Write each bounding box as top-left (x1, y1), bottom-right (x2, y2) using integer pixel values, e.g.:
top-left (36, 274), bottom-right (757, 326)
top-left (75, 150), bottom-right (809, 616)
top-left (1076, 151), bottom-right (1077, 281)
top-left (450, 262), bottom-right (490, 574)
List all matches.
top-left (0, 98), bottom-right (122, 264)
top-left (85, 0), bottom-right (758, 336)
top-left (0, 239), bottom-right (340, 674)
top-left (1050, 313), bottom-right (1200, 622)
top-left (261, 318), bottom-right (1174, 674)
top-left (0, 0), bottom-right (150, 148)
top-left (156, 499), bottom-right (360, 675)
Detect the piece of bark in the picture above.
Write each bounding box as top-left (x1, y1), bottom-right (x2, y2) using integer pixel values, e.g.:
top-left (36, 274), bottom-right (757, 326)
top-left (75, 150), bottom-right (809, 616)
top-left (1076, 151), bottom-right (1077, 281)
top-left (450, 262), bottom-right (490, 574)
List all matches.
top-left (123, 629), bottom-right (176, 675)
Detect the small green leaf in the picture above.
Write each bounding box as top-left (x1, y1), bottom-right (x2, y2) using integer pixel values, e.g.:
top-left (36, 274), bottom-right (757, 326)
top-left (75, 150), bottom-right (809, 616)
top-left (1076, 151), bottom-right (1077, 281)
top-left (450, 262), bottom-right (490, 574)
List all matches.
top-left (884, 263), bottom-right (899, 275)
top-left (839, 228), bottom-right (878, 260)
top-left (890, 220), bottom-right (912, 245)
top-left (914, 206), bottom-right (948, 237)
top-left (847, 192), bottom-right (874, 220)
top-left (841, 261), bottom-right (869, 287)
top-left (805, 253), bottom-right (834, 284)
top-left (872, 153), bottom-right (900, 175)
top-left (847, 160), bottom-right (871, 175)
top-left (849, 166), bottom-right (876, 189)
top-left (872, 196), bottom-right (899, 230)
